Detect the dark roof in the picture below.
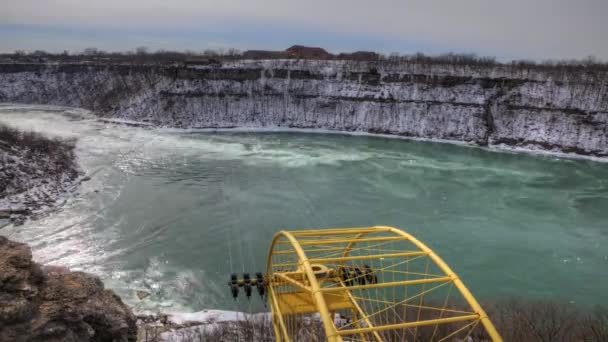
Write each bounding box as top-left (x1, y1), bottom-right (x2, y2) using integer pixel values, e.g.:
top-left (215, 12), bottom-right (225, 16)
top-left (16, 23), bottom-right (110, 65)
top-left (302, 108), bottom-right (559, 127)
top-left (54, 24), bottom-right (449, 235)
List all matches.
top-left (285, 45), bottom-right (333, 59)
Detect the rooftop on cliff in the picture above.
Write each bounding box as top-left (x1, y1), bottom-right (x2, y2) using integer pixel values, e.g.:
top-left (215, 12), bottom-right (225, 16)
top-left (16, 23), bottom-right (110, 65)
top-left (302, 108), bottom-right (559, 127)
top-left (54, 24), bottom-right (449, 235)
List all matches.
top-left (285, 45), bottom-right (334, 59)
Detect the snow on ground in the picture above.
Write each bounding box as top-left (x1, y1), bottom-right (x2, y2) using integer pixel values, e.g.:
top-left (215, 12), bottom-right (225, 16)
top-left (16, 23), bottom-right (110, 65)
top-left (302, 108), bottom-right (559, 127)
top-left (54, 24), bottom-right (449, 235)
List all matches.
top-left (167, 309), bottom-right (271, 325)
top-left (0, 123), bottom-right (82, 225)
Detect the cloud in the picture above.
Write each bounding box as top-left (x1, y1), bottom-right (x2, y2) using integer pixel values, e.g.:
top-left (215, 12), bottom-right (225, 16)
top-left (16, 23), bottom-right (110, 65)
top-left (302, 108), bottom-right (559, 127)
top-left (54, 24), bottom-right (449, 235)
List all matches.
top-left (2, 0), bottom-right (607, 59)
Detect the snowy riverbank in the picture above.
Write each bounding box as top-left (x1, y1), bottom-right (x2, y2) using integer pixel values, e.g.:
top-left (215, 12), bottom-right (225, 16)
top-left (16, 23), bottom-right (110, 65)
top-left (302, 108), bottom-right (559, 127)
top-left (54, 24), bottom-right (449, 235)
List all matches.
top-left (0, 123), bottom-right (82, 225)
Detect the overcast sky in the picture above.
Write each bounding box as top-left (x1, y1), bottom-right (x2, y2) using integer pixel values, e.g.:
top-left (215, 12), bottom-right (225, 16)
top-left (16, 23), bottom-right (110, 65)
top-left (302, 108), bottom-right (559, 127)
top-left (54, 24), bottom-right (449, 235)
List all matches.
top-left (1, 0), bottom-right (607, 60)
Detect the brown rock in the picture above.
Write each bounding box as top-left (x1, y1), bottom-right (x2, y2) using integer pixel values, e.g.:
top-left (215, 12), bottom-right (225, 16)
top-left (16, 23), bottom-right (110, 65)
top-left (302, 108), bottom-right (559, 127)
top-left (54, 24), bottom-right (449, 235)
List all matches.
top-left (0, 236), bottom-right (137, 342)
top-left (0, 236), bottom-right (44, 292)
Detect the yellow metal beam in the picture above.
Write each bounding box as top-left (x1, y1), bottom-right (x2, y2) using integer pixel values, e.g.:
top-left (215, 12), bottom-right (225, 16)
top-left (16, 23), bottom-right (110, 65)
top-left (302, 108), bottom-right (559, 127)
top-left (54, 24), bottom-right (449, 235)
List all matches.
top-left (272, 251), bottom-right (427, 268)
top-left (268, 286), bottom-right (290, 341)
top-left (309, 251), bottom-right (428, 263)
top-left (274, 272), bottom-right (311, 292)
top-left (322, 276), bottom-right (452, 293)
top-left (278, 231), bottom-right (342, 342)
top-left (341, 232), bottom-right (367, 263)
top-left (290, 227), bottom-right (393, 236)
top-left (283, 236), bottom-right (406, 246)
top-left (335, 314), bottom-right (480, 336)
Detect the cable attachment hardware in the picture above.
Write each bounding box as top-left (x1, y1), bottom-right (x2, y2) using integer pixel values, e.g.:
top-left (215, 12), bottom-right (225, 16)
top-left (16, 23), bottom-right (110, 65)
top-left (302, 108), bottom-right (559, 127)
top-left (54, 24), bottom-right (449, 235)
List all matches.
top-left (227, 272), bottom-right (267, 300)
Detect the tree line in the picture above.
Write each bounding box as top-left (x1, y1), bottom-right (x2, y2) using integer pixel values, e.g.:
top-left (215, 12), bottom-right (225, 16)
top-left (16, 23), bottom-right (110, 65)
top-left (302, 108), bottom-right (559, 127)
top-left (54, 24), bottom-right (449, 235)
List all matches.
top-left (2, 46), bottom-right (607, 73)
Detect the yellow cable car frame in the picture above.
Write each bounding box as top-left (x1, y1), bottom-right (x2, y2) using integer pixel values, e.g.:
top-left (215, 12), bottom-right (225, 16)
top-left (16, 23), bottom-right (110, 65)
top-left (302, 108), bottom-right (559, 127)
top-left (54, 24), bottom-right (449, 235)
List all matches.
top-left (266, 226), bottom-right (502, 342)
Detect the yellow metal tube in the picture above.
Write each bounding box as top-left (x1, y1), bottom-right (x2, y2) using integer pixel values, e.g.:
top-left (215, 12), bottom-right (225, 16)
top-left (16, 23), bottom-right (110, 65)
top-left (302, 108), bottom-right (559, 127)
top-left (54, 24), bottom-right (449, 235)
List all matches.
top-left (322, 276), bottom-right (452, 292)
top-left (336, 314), bottom-right (480, 336)
top-left (273, 251), bottom-right (428, 268)
top-left (290, 227), bottom-right (392, 236)
top-left (309, 251), bottom-right (428, 263)
top-left (268, 286), bottom-right (289, 341)
top-left (279, 231), bottom-right (342, 342)
top-left (341, 232), bottom-right (367, 262)
top-left (274, 245), bottom-right (354, 255)
top-left (283, 236), bottom-right (406, 246)
top-left (274, 273), bottom-right (312, 292)
top-left (351, 310), bottom-right (367, 342)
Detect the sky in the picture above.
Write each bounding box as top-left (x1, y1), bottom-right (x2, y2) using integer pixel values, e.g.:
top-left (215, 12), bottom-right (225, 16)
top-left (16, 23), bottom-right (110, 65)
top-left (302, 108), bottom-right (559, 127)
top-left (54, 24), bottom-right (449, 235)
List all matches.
top-left (1, 0), bottom-right (607, 61)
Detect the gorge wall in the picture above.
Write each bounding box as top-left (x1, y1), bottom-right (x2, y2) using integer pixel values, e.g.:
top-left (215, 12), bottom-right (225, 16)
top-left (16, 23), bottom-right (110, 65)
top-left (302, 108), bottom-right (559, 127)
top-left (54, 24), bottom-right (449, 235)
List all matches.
top-left (0, 60), bottom-right (606, 156)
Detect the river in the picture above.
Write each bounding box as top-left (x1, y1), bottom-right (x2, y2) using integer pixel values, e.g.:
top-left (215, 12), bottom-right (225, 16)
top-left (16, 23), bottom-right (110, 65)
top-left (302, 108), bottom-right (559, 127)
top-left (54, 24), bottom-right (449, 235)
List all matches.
top-left (1, 104), bottom-right (607, 313)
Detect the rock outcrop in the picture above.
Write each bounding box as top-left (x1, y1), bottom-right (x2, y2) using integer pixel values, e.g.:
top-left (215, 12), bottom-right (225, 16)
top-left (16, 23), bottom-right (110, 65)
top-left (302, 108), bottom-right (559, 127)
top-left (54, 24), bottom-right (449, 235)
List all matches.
top-left (0, 59), bottom-right (606, 157)
top-left (0, 236), bottom-right (137, 341)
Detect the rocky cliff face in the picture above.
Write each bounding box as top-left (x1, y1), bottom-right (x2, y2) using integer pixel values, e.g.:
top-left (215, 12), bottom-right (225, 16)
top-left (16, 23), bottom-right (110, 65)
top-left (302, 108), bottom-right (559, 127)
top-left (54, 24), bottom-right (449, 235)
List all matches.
top-left (0, 60), bottom-right (606, 156)
top-left (0, 236), bottom-right (137, 341)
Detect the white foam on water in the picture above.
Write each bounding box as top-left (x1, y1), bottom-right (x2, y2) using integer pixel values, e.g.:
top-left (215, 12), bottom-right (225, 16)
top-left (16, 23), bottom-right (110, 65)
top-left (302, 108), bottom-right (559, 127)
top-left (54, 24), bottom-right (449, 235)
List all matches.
top-left (1, 107), bottom-right (379, 171)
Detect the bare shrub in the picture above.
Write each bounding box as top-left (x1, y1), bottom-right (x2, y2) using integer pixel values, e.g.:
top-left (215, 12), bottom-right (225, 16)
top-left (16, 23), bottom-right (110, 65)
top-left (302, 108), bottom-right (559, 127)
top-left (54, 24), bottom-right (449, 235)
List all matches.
top-left (0, 123), bottom-right (78, 188)
top-left (140, 315), bottom-right (275, 342)
top-left (137, 300), bottom-right (606, 341)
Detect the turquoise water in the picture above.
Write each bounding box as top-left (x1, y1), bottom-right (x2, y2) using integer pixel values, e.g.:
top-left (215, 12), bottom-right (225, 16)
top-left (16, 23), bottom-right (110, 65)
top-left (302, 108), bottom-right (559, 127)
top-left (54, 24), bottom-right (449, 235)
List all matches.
top-left (1, 105), bottom-right (607, 313)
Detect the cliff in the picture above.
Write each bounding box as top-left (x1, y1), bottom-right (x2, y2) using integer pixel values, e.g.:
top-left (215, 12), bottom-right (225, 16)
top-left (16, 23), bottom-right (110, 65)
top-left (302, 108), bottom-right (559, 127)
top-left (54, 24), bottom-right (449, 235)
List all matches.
top-left (0, 236), bottom-right (137, 341)
top-left (0, 59), bottom-right (606, 156)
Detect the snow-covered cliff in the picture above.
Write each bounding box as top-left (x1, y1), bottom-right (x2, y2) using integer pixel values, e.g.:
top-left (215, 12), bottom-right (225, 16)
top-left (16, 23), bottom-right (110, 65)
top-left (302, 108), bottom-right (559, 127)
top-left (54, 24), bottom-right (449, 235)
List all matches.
top-left (0, 60), bottom-right (606, 156)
